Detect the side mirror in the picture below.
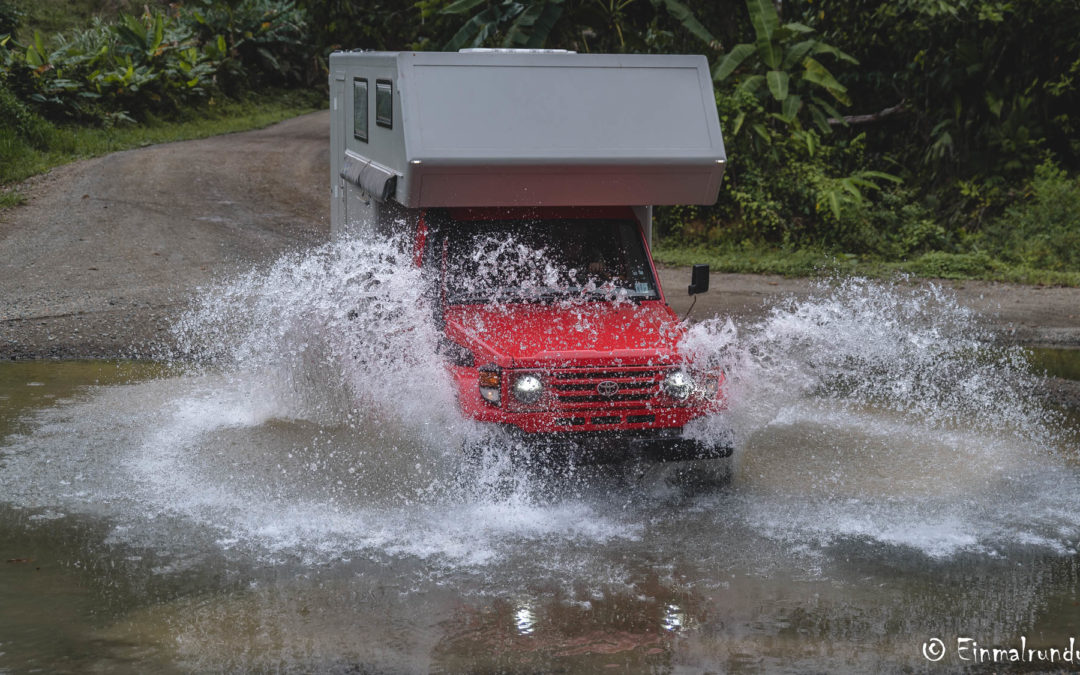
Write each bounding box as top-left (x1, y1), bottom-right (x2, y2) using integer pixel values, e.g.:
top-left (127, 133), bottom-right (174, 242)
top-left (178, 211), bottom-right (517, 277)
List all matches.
top-left (688, 264), bottom-right (710, 296)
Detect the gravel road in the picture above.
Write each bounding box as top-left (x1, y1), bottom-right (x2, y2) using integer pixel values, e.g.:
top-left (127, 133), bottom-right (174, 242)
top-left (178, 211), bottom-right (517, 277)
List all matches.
top-left (3, 109), bottom-right (1079, 362)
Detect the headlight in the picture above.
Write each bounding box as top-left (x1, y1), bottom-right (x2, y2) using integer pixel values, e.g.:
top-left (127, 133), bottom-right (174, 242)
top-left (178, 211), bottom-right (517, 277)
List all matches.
top-left (662, 370), bottom-right (695, 400)
top-left (478, 367), bottom-right (501, 405)
top-left (512, 374), bottom-right (544, 404)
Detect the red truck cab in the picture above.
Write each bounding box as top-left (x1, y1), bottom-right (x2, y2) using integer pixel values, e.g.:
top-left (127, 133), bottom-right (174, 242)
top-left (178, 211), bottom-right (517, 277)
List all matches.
top-left (420, 207), bottom-right (728, 462)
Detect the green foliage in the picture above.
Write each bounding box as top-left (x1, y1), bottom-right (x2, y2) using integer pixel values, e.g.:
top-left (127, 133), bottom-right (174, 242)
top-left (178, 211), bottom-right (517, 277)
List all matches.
top-left (8, 0), bottom-right (112, 39)
top-left (900, 251), bottom-right (998, 280)
top-left (183, 0), bottom-right (310, 88)
top-left (816, 1), bottom-right (1080, 184)
top-left (441, 0), bottom-right (565, 50)
top-left (0, 0), bottom-right (21, 39)
top-left (0, 1), bottom-right (311, 126)
top-left (2, 11), bottom-right (214, 124)
top-left (714, 0), bottom-right (855, 135)
top-left (653, 240), bottom-right (853, 277)
top-left (0, 188), bottom-right (27, 208)
top-left (978, 159), bottom-right (1080, 271)
top-left (438, 0), bottom-right (717, 53)
top-left (0, 75), bottom-right (52, 146)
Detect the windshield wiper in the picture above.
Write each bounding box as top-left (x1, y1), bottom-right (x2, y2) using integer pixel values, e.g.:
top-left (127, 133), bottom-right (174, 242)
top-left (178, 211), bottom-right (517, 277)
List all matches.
top-left (582, 288), bottom-right (653, 302)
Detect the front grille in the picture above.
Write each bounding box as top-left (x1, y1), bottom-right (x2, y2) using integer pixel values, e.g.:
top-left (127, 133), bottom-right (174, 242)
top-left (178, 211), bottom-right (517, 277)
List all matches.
top-left (545, 366), bottom-right (669, 411)
top-left (591, 416), bottom-right (621, 425)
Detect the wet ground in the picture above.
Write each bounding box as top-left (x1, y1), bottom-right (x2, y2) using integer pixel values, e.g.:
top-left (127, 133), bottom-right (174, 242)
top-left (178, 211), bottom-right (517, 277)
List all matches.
top-left (3, 258), bottom-right (1080, 672)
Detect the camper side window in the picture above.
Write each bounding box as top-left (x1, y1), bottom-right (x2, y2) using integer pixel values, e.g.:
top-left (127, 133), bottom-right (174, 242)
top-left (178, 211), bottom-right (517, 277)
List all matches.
top-left (353, 78), bottom-right (368, 142)
top-left (376, 80), bottom-right (393, 129)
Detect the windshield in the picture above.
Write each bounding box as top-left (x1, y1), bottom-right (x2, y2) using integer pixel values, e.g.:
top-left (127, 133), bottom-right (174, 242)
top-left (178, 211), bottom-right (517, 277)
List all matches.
top-left (438, 218), bottom-right (659, 305)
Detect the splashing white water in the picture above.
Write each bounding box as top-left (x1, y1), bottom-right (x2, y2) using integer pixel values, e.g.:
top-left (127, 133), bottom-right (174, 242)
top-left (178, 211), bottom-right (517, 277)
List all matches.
top-left (2, 241), bottom-right (1078, 565)
top-left (169, 237), bottom-right (466, 445)
top-left (679, 277), bottom-right (1073, 557)
top-left (681, 277), bottom-right (1059, 453)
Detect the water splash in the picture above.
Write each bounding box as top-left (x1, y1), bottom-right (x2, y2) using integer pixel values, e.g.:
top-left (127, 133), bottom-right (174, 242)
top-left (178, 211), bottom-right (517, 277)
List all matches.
top-left (169, 237), bottom-right (464, 443)
top-left (2, 243), bottom-right (1078, 565)
top-left (680, 277), bottom-right (1075, 557)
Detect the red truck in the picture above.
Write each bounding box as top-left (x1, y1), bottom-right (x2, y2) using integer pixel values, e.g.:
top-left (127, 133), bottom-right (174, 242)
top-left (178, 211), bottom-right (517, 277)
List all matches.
top-left (329, 50), bottom-right (729, 461)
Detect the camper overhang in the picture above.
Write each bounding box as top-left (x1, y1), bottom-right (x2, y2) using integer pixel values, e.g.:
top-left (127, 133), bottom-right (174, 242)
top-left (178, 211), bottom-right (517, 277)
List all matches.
top-left (331, 50), bottom-right (726, 209)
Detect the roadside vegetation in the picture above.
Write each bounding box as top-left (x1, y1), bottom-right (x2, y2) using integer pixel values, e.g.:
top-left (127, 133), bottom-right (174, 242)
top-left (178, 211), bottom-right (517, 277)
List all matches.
top-left (2, 0), bottom-right (1078, 286)
top-left (0, 0), bottom-right (321, 196)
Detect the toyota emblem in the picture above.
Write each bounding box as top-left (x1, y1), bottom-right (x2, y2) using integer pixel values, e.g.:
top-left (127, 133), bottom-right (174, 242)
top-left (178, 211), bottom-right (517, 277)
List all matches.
top-left (596, 381), bottom-right (619, 397)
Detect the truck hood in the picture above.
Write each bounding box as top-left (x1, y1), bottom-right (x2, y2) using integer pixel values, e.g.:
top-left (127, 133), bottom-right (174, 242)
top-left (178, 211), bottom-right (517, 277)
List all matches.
top-left (443, 300), bottom-right (684, 367)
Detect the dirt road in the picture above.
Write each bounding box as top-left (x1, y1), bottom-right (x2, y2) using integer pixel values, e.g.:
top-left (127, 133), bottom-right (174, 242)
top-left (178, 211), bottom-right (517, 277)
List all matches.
top-left (2, 109), bottom-right (1079, 360)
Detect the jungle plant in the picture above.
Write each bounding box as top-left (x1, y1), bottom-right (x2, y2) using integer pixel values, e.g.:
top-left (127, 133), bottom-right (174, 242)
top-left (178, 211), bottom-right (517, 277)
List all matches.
top-left (2, 10), bottom-right (217, 124)
top-left (183, 0), bottom-right (309, 88)
top-left (978, 159), bottom-right (1080, 271)
top-left (713, 0), bottom-right (856, 138)
top-left (438, 0), bottom-right (716, 52)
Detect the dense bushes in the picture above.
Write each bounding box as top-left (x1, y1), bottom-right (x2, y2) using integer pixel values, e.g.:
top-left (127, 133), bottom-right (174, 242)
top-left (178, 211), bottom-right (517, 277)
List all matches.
top-left (978, 160), bottom-right (1080, 272)
top-left (0, 0), bottom-right (307, 127)
top-left (0, 0), bottom-right (317, 186)
top-left (649, 0), bottom-right (1080, 283)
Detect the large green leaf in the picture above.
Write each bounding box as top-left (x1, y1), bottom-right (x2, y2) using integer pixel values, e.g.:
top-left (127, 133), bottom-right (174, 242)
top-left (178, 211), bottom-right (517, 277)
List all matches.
top-left (524, 2), bottom-right (564, 48)
top-left (808, 102), bottom-right (831, 133)
top-left (781, 22), bottom-right (815, 34)
top-left (746, 0), bottom-right (781, 69)
top-left (811, 41), bottom-right (859, 65)
top-left (443, 7), bottom-right (500, 50)
top-left (810, 95), bottom-right (843, 121)
top-left (781, 93), bottom-right (802, 121)
top-left (802, 56), bottom-right (850, 105)
top-left (25, 42), bottom-right (42, 67)
top-left (503, 0), bottom-right (565, 48)
top-left (766, 70), bottom-right (789, 101)
top-left (783, 38), bottom-right (817, 70)
top-left (151, 14), bottom-right (164, 54)
top-left (442, 0), bottom-right (488, 15)
top-left (826, 190), bottom-right (842, 219)
top-left (653, 0), bottom-right (716, 46)
top-left (736, 73), bottom-right (765, 95)
top-left (712, 42), bottom-right (755, 81)
top-left (859, 170), bottom-right (903, 184)
top-left (732, 110), bottom-right (747, 135)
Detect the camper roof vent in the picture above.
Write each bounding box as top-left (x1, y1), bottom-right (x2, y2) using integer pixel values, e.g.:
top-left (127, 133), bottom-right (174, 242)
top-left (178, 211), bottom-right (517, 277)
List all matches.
top-left (458, 48), bottom-right (576, 54)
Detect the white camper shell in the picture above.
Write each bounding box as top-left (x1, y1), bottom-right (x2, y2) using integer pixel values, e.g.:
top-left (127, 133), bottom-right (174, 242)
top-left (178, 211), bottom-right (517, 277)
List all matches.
top-left (329, 50), bottom-right (726, 244)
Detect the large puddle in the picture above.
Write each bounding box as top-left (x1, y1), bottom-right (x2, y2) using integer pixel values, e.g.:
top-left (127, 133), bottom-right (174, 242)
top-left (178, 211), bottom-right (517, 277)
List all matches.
top-left (2, 239), bottom-right (1080, 672)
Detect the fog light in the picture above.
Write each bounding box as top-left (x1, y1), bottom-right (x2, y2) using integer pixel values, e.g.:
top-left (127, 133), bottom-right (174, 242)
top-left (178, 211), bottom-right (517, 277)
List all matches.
top-left (478, 367), bottom-right (501, 405)
top-left (512, 374), bottom-right (543, 404)
top-left (663, 370), bottom-right (694, 400)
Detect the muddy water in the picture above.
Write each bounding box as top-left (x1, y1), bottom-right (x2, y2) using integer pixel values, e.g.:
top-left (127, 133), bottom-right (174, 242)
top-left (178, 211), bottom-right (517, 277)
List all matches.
top-left (3, 241), bottom-right (1080, 672)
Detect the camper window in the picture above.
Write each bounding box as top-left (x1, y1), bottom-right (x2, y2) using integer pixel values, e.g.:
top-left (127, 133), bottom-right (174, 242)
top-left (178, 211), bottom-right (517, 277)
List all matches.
top-left (376, 80), bottom-right (393, 128)
top-left (352, 78), bottom-right (368, 142)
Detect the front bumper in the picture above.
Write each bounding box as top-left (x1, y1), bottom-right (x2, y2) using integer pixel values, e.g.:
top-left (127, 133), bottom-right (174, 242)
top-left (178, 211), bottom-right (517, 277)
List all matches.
top-left (497, 427), bottom-right (733, 464)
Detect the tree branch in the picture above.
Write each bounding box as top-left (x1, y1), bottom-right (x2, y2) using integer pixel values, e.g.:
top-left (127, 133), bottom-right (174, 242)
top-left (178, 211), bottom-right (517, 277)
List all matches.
top-left (828, 101), bottom-right (907, 126)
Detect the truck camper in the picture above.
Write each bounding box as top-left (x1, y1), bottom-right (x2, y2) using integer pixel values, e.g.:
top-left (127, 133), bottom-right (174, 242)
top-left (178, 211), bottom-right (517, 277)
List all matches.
top-left (329, 49), bottom-right (730, 462)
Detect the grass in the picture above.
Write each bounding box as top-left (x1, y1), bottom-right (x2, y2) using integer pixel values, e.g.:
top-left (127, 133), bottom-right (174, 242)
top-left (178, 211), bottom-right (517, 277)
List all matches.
top-left (1, 89), bottom-right (324, 188)
top-left (0, 188), bottom-right (26, 208)
top-left (653, 242), bottom-right (1080, 287)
